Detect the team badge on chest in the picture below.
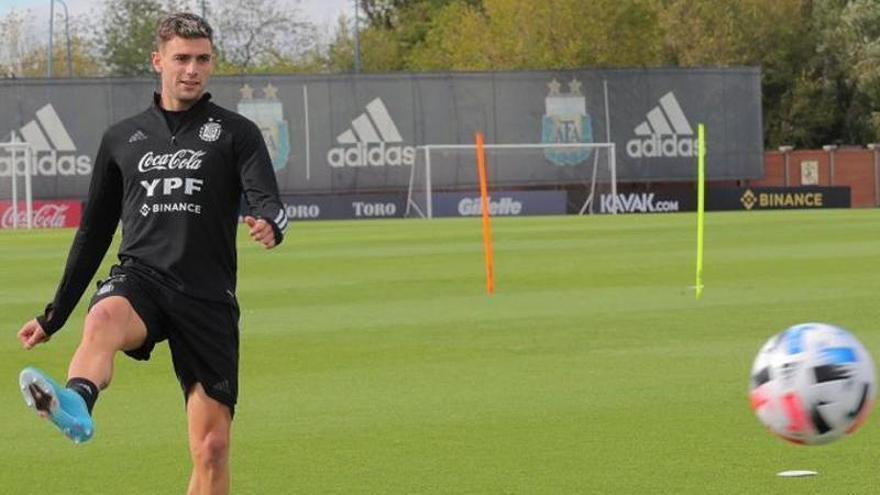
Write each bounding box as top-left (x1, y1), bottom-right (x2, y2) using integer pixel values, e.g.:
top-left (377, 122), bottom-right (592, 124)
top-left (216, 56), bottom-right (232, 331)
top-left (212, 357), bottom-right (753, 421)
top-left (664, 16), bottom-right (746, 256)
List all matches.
top-left (199, 118), bottom-right (222, 142)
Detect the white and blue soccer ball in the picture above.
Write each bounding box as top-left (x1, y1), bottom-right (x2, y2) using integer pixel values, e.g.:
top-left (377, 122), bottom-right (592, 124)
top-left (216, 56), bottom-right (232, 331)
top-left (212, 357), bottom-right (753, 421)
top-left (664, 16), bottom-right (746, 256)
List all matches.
top-left (750, 323), bottom-right (876, 445)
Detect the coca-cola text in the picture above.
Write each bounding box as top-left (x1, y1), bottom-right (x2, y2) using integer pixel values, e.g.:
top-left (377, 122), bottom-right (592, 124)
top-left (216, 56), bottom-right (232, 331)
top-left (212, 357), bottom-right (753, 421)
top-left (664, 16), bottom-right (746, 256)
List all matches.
top-left (0, 201), bottom-right (82, 229)
top-left (138, 150), bottom-right (205, 173)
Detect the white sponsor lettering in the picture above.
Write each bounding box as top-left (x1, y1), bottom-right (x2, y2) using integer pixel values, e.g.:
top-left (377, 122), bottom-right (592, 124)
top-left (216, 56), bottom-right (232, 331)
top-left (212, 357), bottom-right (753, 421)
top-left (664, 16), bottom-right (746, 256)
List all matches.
top-left (152, 202), bottom-right (202, 214)
top-left (137, 149), bottom-right (205, 173)
top-left (352, 201), bottom-right (397, 217)
top-left (327, 142), bottom-right (416, 168)
top-left (285, 204), bottom-right (320, 219)
top-left (627, 92), bottom-right (698, 159)
top-left (600, 193), bottom-right (680, 214)
top-left (141, 179), bottom-right (160, 197)
top-left (0, 104), bottom-right (93, 176)
top-left (163, 177), bottom-right (183, 195)
top-left (458, 197), bottom-right (523, 216)
top-left (140, 178), bottom-right (204, 197)
top-left (328, 98), bottom-right (416, 168)
top-left (626, 135), bottom-right (697, 158)
top-left (0, 152), bottom-right (92, 177)
top-left (1, 204), bottom-right (70, 228)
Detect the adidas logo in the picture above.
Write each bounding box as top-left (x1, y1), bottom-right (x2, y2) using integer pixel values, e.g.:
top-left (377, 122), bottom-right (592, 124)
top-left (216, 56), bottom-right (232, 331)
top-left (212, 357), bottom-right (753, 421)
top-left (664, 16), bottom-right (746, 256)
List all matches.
top-left (327, 98), bottom-right (416, 168)
top-left (0, 103), bottom-right (93, 177)
top-left (128, 130), bottom-right (148, 143)
top-left (626, 92), bottom-right (698, 159)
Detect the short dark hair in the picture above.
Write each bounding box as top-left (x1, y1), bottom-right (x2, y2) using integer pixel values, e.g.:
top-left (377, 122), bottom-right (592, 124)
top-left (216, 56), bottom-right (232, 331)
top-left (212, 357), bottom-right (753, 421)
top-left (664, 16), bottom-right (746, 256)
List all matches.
top-left (155, 12), bottom-right (213, 49)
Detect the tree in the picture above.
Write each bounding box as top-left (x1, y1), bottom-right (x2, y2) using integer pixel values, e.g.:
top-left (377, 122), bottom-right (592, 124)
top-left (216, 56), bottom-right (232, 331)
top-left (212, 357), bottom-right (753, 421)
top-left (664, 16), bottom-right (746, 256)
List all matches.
top-left (763, 0), bottom-right (880, 147)
top-left (17, 34), bottom-right (104, 78)
top-left (0, 8), bottom-right (39, 77)
top-left (211, 0), bottom-right (315, 74)
top-left (406, 0), bottom-right (663, 71)
top-left (359, 0), bottom-right (479, 31)
top-left (0, 8), bottom-right (102, 78)
top-left (820, 0), bottom-right (880, 142)
top-left (320, 15), bottom-right (357, 73)
top-left (332, 0), bottom-right (483, 71)
top-left (360, 0), bottom-right (409, 30)
top-left (96, 0), bottom-right (171, 76)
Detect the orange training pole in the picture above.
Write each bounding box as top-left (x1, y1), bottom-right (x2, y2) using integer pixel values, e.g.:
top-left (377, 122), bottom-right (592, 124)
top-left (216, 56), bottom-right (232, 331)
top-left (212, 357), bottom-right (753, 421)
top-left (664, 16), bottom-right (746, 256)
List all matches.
top-left (475, 132), bottom-right (495, 295)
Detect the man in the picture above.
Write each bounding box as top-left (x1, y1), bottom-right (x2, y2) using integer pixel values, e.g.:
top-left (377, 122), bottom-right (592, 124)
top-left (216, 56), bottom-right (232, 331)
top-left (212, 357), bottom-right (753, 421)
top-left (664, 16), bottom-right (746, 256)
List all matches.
top-left (16, 13), bottom-right (287, 495)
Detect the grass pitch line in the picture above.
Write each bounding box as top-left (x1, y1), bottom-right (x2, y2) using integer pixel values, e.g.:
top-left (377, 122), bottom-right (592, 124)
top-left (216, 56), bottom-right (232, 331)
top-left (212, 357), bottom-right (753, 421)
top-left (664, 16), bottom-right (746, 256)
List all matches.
top-left (777, 470), bottom-right (818, 478)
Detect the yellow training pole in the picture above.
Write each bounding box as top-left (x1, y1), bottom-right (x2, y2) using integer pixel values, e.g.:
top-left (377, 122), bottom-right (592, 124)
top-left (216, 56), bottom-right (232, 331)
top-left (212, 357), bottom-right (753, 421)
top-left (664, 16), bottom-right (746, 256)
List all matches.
top-left (696, 124), bottom-right (706, 299)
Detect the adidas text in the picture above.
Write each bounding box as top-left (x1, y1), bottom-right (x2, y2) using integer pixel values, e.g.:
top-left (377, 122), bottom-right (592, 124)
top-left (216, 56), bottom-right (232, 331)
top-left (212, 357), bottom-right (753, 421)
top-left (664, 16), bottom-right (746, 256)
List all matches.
top-left (0, 151), bottom-right (92, 177)
top-left (327, 142), bottom-right (416, 168)
top-left (2, 103), bottom-right (93, 177)
top-left (626, 134), bottom-right (698, 158)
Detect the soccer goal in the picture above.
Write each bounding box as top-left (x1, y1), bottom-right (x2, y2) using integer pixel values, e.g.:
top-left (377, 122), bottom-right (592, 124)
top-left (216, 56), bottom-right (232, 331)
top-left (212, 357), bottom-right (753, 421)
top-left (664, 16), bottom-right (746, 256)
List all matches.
top-left (0, 141), bottom-right (35, 229)
top-left (405, 142), bottom-right (617, 218)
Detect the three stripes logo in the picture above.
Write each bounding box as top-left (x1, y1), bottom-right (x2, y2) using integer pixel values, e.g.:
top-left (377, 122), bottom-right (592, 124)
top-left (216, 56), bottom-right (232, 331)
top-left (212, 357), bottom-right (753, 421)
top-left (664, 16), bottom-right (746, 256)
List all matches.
top-left (1, 104), bottom-right (93, 177)
top-left (327, 98), bottom-right (416, 168)
top-left (626, 92), bottom-right (698, 159)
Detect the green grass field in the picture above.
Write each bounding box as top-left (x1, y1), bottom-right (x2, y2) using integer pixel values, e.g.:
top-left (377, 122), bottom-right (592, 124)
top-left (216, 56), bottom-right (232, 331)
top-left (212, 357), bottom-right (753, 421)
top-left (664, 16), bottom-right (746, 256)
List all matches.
top-left (1, 209), bottom-right (879, 494)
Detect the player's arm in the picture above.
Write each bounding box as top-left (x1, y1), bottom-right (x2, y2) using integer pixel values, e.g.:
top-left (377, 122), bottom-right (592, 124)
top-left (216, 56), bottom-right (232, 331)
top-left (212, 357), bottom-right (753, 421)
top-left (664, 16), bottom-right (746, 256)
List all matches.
top-left (20, 135), bottom-right (123, 347)
top-left (235, 119), bottom-right (287, 249)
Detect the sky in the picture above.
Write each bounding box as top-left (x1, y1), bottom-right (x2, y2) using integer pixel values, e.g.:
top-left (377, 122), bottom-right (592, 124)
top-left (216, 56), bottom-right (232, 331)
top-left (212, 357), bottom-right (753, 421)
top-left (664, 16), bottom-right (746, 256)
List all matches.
top-left (0, 0), bottom-right (351, 28)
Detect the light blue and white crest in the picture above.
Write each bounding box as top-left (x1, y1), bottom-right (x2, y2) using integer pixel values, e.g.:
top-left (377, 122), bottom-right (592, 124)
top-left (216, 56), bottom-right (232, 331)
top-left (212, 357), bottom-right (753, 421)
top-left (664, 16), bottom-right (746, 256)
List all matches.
top-left (542, 78), bottom-right (593, 166)
top-left (237, 83), bottom-right (291, 171)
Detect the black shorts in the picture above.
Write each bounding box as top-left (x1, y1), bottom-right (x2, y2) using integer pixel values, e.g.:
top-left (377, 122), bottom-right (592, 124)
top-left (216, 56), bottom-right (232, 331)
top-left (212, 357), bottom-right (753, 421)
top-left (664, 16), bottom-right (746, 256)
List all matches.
top-left (88, 263), bottom-right (240, 415)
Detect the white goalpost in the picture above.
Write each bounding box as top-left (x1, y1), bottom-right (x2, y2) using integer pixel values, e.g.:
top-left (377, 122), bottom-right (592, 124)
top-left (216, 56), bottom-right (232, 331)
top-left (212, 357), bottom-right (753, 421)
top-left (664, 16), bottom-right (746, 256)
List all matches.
top-left (405, 142), bottom-right (617, 219)
top-left (0, 141), bottom-right (35, 229)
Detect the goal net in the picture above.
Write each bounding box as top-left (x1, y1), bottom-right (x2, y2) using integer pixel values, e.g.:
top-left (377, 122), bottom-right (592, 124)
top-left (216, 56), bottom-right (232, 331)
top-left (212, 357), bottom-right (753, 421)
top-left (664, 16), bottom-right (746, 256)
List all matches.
top-left (0, 141), bottom-right (35, 229)
top-left (405, 142), bottom-right (617, 218)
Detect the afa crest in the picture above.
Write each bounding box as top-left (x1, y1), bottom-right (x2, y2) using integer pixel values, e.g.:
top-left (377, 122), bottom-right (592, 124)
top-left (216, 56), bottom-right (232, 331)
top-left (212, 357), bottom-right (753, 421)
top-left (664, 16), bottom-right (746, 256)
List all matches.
top-left (237, 83), bottom-right (291, 171)
top-left (541, 78), bottom-right (593, 166)
top-left (199, 119), bottom-right (222, 142)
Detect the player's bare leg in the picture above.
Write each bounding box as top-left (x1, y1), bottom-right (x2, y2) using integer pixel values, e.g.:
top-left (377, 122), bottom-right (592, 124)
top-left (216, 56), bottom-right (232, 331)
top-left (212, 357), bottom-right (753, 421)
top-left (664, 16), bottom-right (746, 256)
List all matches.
top-left (186, 383), bottom-right (232, 495)
top-left (20, 295), bottom-right (148, 442)
top-left (68, 296), bottom-right (148, 388)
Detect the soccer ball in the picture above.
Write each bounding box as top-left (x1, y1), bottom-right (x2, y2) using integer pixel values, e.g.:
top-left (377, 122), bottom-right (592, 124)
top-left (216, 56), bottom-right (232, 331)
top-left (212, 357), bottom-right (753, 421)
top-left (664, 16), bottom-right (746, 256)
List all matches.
top-left (749, 323), bottom-right (876, 445)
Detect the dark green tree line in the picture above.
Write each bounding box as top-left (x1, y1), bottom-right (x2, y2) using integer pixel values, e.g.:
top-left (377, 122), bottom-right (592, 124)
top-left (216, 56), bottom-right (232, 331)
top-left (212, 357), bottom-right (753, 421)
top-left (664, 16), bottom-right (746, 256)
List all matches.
top-left (333, 0), bottom-right (880, 148)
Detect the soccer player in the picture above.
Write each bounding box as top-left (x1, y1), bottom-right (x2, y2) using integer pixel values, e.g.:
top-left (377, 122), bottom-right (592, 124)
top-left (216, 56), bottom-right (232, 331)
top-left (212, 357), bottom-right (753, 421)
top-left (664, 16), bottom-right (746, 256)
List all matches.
top-left (16, 13), bottom-right (287, 495)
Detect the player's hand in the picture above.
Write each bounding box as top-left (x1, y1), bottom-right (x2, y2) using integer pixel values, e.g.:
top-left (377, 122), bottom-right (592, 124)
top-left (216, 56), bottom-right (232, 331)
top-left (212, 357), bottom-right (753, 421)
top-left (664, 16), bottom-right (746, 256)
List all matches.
top-left (244, 216), bottom-right (277, 249)
top-left (18, 319), bottom-right (50, 350)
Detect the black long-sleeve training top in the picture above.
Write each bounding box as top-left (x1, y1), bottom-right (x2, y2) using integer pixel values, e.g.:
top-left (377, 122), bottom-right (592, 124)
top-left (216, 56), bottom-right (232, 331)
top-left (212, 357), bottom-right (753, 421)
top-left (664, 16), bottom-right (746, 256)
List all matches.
top-left (36, 93), bottom-right (288, 336)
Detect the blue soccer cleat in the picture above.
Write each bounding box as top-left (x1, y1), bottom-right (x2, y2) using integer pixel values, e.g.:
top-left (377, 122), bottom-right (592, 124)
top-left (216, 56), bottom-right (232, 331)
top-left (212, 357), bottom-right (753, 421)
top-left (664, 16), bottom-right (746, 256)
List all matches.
top-left (19, 367), bottom-right (94, 444)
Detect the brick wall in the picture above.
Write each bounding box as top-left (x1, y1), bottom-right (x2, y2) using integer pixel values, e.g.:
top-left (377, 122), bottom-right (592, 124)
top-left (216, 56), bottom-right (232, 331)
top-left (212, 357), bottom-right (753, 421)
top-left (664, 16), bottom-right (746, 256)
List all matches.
top-left (756, 150), bottom-right (879, 207)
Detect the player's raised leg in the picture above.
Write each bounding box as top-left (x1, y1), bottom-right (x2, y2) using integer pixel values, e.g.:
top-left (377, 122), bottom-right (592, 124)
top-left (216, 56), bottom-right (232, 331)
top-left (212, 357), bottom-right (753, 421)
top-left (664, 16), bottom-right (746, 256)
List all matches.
top-left (19, 296), bottom-right (147, 443)
top-left (186, 383), bottom-right (233, 495)
top-left (67, 295), bottom-right (148, 389)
